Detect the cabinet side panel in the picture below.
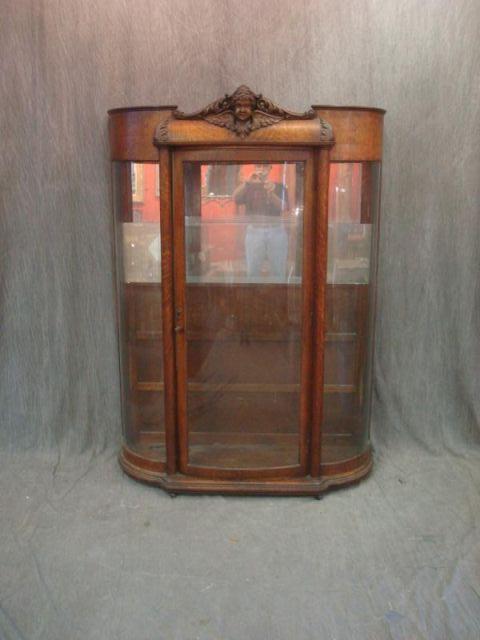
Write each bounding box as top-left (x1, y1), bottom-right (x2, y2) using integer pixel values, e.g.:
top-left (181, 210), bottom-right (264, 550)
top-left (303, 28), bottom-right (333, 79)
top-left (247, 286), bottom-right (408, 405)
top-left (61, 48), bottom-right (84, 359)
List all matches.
top-left (314, 109), bottom-right (384, 162)
top-left (321, 161), bottom-right (381, 468)
top-left (112, 161), bottom-right (166, 464)
top-left (109, 111), bottom-right (171, 161)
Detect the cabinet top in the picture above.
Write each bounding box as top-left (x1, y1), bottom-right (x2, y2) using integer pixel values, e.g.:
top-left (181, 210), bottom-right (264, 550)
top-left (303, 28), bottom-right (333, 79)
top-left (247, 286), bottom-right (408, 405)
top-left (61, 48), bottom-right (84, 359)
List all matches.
top-left (108, 105), bottom-right (385, 115)
top-left (108, 86), bottom-right (384, 162)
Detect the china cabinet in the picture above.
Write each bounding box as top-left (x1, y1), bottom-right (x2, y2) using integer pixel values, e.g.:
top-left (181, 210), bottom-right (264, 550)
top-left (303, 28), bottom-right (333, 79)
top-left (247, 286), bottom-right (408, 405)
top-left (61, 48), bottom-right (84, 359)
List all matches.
top-left (108, 86), bottom-right (384, 495)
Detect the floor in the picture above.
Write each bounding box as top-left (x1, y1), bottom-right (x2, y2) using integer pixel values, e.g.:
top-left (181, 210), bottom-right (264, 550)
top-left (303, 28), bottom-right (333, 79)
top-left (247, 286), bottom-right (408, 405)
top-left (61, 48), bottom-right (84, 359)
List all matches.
top-left (1, 444), bottom-right (479, 640)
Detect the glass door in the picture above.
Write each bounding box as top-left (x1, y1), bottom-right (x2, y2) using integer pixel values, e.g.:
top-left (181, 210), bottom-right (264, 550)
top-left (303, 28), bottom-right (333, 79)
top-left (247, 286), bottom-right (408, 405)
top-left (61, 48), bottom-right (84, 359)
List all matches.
top-left (173, 148), bottom-right (315, 477)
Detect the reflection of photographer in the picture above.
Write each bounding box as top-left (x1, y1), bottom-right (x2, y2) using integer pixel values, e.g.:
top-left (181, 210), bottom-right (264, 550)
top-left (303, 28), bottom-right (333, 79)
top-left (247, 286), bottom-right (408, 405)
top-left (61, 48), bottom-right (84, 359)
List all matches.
top-left (233, 164), bottom-right (289, 278)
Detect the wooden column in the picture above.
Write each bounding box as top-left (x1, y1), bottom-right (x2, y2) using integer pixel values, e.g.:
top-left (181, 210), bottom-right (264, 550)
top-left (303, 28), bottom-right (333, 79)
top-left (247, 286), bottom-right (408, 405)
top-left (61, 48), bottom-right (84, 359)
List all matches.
top-left (310, 148), bottom-right (331, 477)
top-left (158, 146), bottom-right (177, 474)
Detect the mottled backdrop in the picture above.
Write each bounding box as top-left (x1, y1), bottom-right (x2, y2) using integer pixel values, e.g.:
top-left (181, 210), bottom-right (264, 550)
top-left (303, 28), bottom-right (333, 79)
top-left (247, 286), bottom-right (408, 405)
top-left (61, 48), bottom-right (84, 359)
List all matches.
top-left (1, 0), bottom-right (479, 454)
top-left (1, 2), bottom-right (479, 639)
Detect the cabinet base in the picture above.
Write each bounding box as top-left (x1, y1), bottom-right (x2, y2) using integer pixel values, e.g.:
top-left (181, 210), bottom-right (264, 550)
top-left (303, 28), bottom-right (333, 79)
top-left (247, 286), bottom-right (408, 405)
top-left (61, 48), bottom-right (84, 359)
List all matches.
top-left (119, 446), bottom-right (372, 496)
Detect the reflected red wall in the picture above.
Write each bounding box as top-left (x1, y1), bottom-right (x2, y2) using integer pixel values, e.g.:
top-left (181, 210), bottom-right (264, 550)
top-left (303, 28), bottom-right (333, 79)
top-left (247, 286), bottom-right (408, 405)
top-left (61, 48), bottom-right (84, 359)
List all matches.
top-left (328, 163), bottom-right (362, 223)
top-left (132, 164), bottom-right (159, 222)
top-left (132, 163), bottom-right (300, 265)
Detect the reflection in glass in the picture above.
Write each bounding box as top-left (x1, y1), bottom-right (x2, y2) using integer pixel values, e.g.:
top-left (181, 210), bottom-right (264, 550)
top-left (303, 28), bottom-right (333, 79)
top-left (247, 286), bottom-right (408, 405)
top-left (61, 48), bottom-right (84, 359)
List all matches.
top-left (184, 162), bottom-right (303, 284)
top-left (183, 162), bottom-right (305, 469)
top-left (123, 223), bottom-right (161, 283)
top-left (113, 162), bottom-right (165, 461)
top-left (322, 162), bottom-right (380, 463)
top-left (327, 163), bottom-right (372, 285)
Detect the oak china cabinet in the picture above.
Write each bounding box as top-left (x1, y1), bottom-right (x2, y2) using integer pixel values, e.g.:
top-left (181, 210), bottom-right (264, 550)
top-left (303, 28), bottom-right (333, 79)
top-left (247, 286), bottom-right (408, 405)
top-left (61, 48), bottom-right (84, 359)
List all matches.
top-left (108, 86), bottom-right (384, 496)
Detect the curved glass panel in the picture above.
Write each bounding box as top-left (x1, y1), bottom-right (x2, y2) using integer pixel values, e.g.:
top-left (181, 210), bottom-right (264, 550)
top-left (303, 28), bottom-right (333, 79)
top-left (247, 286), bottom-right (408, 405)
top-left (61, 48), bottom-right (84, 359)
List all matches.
top-left (322, 162), bottom-right (381, 463)
top-left (182, 161), bottom-right (306, 469)
top-left (112, 162), bottom-right (165, 461)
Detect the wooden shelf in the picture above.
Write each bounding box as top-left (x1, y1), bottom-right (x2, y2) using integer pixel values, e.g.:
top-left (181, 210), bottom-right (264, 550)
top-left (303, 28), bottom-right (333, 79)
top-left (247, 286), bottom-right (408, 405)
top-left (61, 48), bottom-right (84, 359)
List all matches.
top-left (128, 431), bottom-right (367, 471)
top-left (134, 381), bottom-right (357, 394)
top-left (131, 331), bottom-right (357, 343)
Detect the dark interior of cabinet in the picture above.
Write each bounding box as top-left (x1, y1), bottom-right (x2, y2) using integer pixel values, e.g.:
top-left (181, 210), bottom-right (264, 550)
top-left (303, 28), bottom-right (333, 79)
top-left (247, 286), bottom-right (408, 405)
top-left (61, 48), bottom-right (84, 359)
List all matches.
top-left (122, 282), bottom-right (369, 467)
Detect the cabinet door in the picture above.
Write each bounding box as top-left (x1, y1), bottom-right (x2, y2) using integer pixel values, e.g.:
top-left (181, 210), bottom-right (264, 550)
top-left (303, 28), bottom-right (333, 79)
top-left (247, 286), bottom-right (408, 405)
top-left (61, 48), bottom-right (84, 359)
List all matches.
top-left (172, 148), bottom-right (315, 478)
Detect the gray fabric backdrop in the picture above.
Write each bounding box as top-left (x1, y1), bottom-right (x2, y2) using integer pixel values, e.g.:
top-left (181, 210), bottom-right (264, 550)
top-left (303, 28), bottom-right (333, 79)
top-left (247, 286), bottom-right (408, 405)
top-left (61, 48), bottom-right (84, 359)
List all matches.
top-left (1, 2), bottom-right (479, 639)
top-left (1, 0), bottom-right (479, 454)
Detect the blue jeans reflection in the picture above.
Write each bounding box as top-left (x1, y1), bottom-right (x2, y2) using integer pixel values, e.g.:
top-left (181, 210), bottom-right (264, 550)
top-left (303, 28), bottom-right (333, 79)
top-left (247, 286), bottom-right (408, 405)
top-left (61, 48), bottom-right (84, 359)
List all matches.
top-left (245, 224), bottom-right (288, 279)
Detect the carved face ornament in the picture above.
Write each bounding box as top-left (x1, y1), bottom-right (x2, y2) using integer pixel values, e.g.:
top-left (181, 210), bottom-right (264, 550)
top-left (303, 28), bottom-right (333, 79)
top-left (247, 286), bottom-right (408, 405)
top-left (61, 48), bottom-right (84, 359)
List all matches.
top-left (173, 85), bottom-right (317, 138)
top-left (234, 98), bottom-right (254, 122)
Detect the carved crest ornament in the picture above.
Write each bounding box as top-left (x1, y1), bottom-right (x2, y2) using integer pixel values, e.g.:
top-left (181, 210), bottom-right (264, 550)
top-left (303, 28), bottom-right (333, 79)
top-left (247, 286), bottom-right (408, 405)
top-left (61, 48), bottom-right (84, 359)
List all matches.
top-left (173, 85), bottom-right (316, 138)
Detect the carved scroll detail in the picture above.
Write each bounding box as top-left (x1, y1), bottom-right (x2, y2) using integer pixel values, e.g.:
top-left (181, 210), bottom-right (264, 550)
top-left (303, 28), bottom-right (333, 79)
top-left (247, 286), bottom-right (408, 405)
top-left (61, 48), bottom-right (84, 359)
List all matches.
top-left (173, 85), bottom-right (316, 138)
top-left (154, 112), bottom-right (170, 145)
